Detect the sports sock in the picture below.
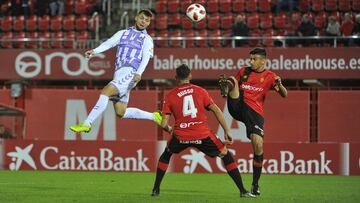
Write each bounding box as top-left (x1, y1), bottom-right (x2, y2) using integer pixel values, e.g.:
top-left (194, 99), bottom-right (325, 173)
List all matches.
top-left (252, 153), bottom-right (264, 186)
top-left (84, 95), bottom-right (109, 126)
top-left (153, 148), bottom-right (172, 190)
top-left (222, 151), bottom-right (246, 193)
top-left (123, 107), bottom-right (154, 120)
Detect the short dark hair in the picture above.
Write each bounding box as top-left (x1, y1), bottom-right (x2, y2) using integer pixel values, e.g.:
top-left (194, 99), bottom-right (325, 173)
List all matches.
top-left (250, 48), bottom-right (267, 57)
top-left (138, 9), bottom-right (153, 17)
top-left (176, 64), bottom-right (191, 80)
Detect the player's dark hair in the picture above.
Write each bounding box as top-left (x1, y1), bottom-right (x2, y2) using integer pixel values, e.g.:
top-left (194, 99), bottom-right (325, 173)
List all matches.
top-left (138, 9), bottom-right (153, 17)
top-left (250, 48), bottom-right (267, 57)
top-left (176, 64), bottom-right (191, 80)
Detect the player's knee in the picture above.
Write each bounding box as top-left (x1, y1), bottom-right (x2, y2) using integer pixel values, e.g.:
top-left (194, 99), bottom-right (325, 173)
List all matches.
top-left (115, 108), bottom-right (126, 118)
top-left (218, 147), bottom-right (228, 158)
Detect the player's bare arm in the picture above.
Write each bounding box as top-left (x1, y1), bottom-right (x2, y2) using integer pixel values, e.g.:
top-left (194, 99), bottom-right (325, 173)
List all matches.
top-left (84, 49), bottom-right (94, 58)
top-left (208, 103), bottom-right (234, 145)
top-left (160, 114), bottom-right (173, 134)
top-left (274, 76), bottom-right (288, 98)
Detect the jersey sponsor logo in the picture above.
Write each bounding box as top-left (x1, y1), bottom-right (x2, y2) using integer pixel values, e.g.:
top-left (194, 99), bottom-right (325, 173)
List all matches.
top-left (241, 83), bottom-right (264, 92)
top-left (179, 140), bottom-right (202, 145)
top-left (179, 121), bottom-right (203, 129)
top-left (7, 144), bottom-right (37, 171)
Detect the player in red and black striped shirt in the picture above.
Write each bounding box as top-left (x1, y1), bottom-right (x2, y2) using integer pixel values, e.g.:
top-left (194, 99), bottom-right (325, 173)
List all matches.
top-left (151, 64), bottom-right (255, 198)
top-left (219, 48), bottom-right (288, 196)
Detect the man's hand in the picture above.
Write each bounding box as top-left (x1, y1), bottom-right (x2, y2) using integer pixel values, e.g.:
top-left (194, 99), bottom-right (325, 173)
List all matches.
top-left (275, 76), bottom-right (282, 86)
top-left (85, 49), bottom-right (94, 59)
top-left (133, 74), bottom-right (141, 83)
top-left (223, 131), bottom-right (234, 145)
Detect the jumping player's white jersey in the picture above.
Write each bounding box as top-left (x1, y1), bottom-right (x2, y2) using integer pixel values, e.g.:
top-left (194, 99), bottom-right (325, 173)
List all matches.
top-left (93, 26), bottom-right (154, 76)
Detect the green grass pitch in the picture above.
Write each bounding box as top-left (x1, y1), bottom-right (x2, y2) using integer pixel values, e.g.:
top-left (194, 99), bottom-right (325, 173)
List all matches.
top-left (0, 171), bottom-right (359, 203)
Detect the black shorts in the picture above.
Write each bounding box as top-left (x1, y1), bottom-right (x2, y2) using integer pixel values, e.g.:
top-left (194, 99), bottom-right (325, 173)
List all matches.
top-left (167, 135), bottom-right (225, 158)
top-left (227, 96), bottom-right (264, 139)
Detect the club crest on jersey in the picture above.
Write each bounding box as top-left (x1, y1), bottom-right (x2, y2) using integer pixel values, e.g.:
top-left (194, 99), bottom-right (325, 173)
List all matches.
top-left (260, 77), bottom-right (264, 82)
top-left (243, 75), bottom-right (247, 80)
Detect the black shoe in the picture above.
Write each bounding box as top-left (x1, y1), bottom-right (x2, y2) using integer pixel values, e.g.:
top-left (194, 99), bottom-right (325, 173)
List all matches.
top-left (251, 184), bottom-right (260, 196)
top-left (240, 191), bottom-right (256, 198)
top-left (151, 188), bottom-right (160, 197)
top-left (218, 74), bottom-right (229, 98)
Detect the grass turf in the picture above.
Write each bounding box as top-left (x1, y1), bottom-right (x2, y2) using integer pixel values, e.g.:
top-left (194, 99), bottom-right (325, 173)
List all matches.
top-left (0, 171), bottom-right (359, 203)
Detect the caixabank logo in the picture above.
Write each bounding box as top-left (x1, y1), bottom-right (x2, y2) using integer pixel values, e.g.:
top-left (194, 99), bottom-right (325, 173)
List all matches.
top-left (7, 144), bottom-right (37, 171)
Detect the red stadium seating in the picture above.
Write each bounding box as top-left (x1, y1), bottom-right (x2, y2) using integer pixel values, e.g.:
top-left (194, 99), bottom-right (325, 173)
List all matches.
top-left (298, 0), bottom-right (310, 12)
top-left (156, 31), bottom-right (168, 47)
top-left (26, 15), bottom-right (37, 31)
top-left (196, 29), bottom-right (208, 47)
top-left (51, 32), bottom-right (64, 48)
top-left (260, 13), bottom-right (273, 29)
top-left (75, 0), bottom-right (87, 15)
top-left (1, 32), bottom-right (13, 48)
top-left (207, 14), bottom-right (220, 30)
top-left (75, 15), bottom-right (88, 31)
top-left (63, 15), bottom-right (75, 31)
top-left (194, 18), bottom-right (207, 30)
top-left (1, 16), bottom-right (12, 32)
top-left (311, 0), bottom-right (324, 12)
top-left (50, 16), bottom-right (63, 31)
top-left (26, 32), bottom-right (38, 48)
top-left (208, 29), bottom-right (221, 47)
top-left (219, 0), bottom-right (232, 13)
top-left (262, 29), bottom-right (275, 46)
top-left (247, 14), bottom-right (259, 29)
top-left (248, 30), bottom-right (261, 46)
top-left (88, 15), bottom-right (100, 31)
top-left (167, 0), bottom-right (179, 13)
top-left (338, 0), bottom-right (351, 12)
top-left (13, 32), bottom-right (26, 48)
top-left (181, 0), bottom-right (192, 13)
top-left (258, 0), bottom-right (271, 12)
top-left (246, 0), bottom-right (257, 12)
top-left (181, 17), bottom-right (193, 30)
top-left (274, 13), bottom-right (287, 29)
top-left (155, 0), bottom-right (167, 13)
top-left (232, 0), bottom-right (245, 13)
top-left (39, 32), bottom-right (51, 49)
top-left (38, 15), bottom-right (50, 31)
top-left (206, 0), bottom-right (219, 13)
top-left (64, 31), bottom-right (76, 48)
top-left (13, 15), bottom-right (25, 32)
top-left (64, 0), bottom-right (74, 15)
top-left (314, 12), bottom-right (327, 29)
top-left (76, 31), bottom-right (90, 48)
top-left (325, 0), bottom-right (337, 11)
top-left (169, 29), bottom-right (182, 47)
top-left (182, 30), bottom-right (196, 47)
top-left (353, 0), bottom-right (360, 11)
top-left (168, 13), bottom-right (181, 26)
top-left (221, 29), bottom-right (233, 47)
top-left (220, 13), bottom-right (233, 30)
top-left (155, 14), bottom-right (168, 30)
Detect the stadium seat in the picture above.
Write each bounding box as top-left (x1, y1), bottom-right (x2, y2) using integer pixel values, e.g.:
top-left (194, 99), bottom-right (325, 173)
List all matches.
top-left (1, 32), bottom-right (13, 48)
top-left (247, 14), bottom-right (259, 29)
top-left (331, 11), bottom-right (341, 22)
top-left (39, 32), bottom-right (51, 48)
top-left (26, 32), bottom-right (38, 48)
top-left (219, 0), bottom-right (232, 13)
top-left (51, 32), bottom-right (64, 48)
top-left (274, 13), bottom-right (287, 29)
top-left (232, 0), bottom-right (245, 13)
top-left (13, 16), bottom-right (25, 32)
top-left (220, 13), bottom-right (233, 30)
top-left (262, 29), bottom-right (275, 47)
top-left (298, 0), bottom-right (310, 12)
top-left (353, 0), bottom-right (360, 11)
top-left (182, 30), bottom-right (196, 47)
top-left (13, 32), bottom-right (26, 48)
top-left (206, 0), bottom-right (219, 13)
top-left (196, 30), bottom-right (208, 47)
top-left (325, 0), bottom-right (337, 11)
top-left (63, 15), bottom-right (75, 31)
top-left (339, 0), bottom-right (351, 12)
top-left (1, 16), bottom-right (12, 32)
top-left (248, 30), bottom-right (261, 46)
top-left (167, 0), bottom-right (179, 13)
top-left (168, 13), bottom-right (181, 26)
top-left (181, 17), bottom-right (193, 30)
top-left (38, 15), bottom-right (50, 31)
top-left (64, 0), bottom-right (74, 15)
top-left (75, 0), bottom-right (87, 15)
top-left (181, 0), bottom-right (192, 13)
top-left (155, 0), bottom-right (167, 13)
top-left (221, 29), bottom-right (233, 47)
top-left (156, 31), bottom-right (168, 47)
top-left (88, 15), bottom-right (100, 31)
top-left (194, 18), bottom-right (207, 30)
top-left (208, 29), bottom-right (221, 47)
top-left (64, 31), bottom-right (76, 48)
top-left (246, 0), bottom-right (257, 12)
top-left (75, 15), bottom-right (88, 31)
top-left (311, 0), bottom-right (324, 12)
top-left (169, 30), bottom-right (182, 47)
top-left (76, 31), bottom-right (89, 48)
top-left (155, 14), bottom-right (168, 30)
top-left (26, 15), bottom-right (37, 31)
top-left (258, 0), bottom-right (271, 12)
top-left (314, 12), bottom-right (327, 29)
top-left (207, 14), bottom-right (220, 30)
top-left (50, 16), bottom-right (63, 31)
top-left (260, 14), bottom-right (273, 29)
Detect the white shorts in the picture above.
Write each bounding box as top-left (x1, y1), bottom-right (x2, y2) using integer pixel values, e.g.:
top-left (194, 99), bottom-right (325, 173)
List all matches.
top-left (109, 66), bottom-right (137, 104)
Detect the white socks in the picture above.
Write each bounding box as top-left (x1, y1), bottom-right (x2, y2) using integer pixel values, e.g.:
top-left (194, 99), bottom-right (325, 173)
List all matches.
top-left (123, 107), bottom-right (154, 121)
top-left (84, 95), bottom-right (109, 126)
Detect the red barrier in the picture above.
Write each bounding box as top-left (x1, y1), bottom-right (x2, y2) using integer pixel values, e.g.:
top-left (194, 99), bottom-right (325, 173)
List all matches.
top-left (318, 91), bottom-right (360, 143)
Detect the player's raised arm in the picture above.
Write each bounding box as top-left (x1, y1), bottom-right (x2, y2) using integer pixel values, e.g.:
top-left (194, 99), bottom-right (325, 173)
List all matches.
top-left (274, 76), bottom-right (288, 98)
top-left (160, 114), bottom-right (173, 134)
top-left (208, 103), bottom-right (233, 145)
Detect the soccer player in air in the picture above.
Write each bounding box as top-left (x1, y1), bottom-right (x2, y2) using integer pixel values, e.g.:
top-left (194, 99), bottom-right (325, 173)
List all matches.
top-left (70, 9), bottom-right (162, 133)
top-left (151, 64), bottom-right (255, 198)
top-left (218, 48), bottom-right (288, 196)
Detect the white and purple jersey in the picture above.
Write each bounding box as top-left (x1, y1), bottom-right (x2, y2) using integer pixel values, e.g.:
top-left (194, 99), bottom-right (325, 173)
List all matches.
top-left (93, 27), bottom-right (154, 76)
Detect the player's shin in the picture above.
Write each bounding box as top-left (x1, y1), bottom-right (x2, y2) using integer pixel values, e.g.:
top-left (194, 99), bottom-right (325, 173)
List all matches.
top-left (252, 153), bottom-right (263, 191)
top-left (222, 151), bottom-right (247, 193)
top-left (152, 149), bottom-right (172, 193)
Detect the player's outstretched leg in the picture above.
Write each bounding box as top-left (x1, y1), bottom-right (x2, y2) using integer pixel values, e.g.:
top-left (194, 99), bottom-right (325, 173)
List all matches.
top-left (221, 150), bottom-right (256, 198)
top-left (151, 148), bottom-right (172, 197)
top-left (218, 75), bottom-right (237, 98)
